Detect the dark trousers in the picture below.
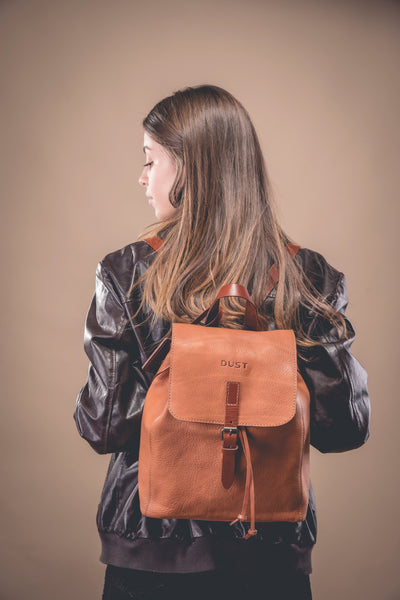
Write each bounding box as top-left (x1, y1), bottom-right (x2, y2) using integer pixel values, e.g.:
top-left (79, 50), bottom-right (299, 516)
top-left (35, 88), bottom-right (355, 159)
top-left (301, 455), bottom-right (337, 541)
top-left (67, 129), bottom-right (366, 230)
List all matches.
top-left (101, 565), bottom-right (312, 600)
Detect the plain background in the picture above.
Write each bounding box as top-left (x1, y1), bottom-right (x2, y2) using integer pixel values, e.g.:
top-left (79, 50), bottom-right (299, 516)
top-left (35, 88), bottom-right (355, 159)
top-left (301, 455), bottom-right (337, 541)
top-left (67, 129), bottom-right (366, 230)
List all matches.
top-left (1, 0), bottom-right (399, 598)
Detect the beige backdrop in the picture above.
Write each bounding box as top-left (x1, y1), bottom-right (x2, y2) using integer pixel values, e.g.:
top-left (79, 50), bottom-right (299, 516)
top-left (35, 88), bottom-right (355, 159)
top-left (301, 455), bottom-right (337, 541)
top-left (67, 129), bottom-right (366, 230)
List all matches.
top-left (1, 0), bottom-right (399, 598)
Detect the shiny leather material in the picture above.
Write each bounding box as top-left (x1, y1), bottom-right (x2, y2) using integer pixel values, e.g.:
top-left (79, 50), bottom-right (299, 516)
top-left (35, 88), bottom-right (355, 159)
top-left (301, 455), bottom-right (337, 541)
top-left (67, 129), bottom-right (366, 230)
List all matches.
top-left (73, 240), bottom-right (370, 573)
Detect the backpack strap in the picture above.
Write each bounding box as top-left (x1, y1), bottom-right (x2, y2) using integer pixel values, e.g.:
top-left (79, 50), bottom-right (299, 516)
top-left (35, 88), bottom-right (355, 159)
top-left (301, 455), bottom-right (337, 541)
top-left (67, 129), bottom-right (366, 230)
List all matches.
top-left (144, 236), bottom-right (164, 252)
top-left (263, 242), bottom-right (300, 299)
top-left (144, 236), bottom-right (300, 300)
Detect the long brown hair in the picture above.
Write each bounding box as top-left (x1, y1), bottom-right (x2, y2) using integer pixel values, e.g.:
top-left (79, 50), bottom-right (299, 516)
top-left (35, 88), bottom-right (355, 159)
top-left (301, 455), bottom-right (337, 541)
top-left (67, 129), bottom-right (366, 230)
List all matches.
top-left (129, 84), bottom-right (346, 351)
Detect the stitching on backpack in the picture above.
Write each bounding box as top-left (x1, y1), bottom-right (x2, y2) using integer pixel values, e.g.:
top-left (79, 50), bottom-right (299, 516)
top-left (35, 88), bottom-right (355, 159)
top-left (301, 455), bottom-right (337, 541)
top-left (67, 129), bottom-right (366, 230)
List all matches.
top-left (226, 381), bottom-right (240, 406)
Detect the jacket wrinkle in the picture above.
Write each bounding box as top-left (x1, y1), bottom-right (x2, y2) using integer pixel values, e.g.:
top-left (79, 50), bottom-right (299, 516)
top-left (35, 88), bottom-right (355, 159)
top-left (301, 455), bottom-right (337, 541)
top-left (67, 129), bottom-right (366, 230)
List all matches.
top-left (73, 240), bottom-right (370, 574)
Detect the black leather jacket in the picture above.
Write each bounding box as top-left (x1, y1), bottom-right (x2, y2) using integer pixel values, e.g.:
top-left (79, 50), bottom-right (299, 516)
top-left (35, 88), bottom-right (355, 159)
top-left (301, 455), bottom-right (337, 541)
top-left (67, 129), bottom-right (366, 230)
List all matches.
top-left (73, 240), bottom-right (370, 574)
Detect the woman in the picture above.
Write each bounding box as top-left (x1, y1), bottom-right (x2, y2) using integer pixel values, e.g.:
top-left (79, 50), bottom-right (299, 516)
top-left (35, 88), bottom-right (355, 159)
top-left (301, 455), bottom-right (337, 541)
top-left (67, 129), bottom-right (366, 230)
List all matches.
top-left (74, 84), bottom-right (370, 599)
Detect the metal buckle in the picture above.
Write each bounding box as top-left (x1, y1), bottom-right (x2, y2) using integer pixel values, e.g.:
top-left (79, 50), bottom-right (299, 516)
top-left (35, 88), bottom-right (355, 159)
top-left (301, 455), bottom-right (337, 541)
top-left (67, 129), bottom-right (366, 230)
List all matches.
top-left (220, 426), bottom-right (238, 440)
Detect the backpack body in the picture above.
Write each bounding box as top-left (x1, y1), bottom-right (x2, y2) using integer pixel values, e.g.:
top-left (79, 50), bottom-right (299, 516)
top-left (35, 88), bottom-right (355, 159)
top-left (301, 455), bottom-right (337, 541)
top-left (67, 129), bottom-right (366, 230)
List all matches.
top-left (138, 321), bottom-right (310, 526)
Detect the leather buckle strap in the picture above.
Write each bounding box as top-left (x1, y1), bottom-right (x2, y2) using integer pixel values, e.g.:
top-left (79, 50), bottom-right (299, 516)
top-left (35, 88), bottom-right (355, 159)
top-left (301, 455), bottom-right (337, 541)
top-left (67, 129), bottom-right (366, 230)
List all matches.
top-left (221, 427), bottom-right (238, 439)
top-left (221, 382), bottom-right (240, 490)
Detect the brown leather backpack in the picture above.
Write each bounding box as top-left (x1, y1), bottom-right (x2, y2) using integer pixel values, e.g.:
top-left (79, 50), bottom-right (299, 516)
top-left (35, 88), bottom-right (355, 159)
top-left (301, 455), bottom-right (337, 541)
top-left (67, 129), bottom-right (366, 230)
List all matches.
top-left (138, 237), bottom-right (310, 539)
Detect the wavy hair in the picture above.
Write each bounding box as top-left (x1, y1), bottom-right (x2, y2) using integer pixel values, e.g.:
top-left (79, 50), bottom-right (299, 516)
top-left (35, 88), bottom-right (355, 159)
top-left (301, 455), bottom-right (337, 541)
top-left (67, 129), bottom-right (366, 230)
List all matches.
top-left (128, 84), bottom-right (347, 352)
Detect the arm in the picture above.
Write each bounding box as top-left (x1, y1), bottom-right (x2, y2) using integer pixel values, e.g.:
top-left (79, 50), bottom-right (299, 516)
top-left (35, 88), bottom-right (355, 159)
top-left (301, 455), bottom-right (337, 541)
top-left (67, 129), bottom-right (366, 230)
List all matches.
top-left (299, 273), bottom-right (370, 453)
top-left (73, 260), bottom-right (149, 455)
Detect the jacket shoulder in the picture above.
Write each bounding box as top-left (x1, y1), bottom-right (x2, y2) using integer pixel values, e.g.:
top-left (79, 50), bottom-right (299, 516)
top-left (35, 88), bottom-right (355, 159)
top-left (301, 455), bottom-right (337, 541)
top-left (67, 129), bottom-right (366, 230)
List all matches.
top-left (98, 240), bottom-right (156, 301)
top-left (294, 247), bottom-right (344, 300)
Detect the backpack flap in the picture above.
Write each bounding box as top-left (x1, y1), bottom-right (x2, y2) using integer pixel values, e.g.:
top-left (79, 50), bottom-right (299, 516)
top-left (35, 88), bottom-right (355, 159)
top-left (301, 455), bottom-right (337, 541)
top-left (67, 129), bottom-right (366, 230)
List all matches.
top-left (168, 322), bottom-right (297, 427)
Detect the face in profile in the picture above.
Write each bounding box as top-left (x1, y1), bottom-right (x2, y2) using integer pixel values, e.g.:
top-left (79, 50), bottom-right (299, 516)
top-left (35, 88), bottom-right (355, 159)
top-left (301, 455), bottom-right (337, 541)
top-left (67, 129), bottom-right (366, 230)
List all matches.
top-left (138, 132), bottom-right (178, 221)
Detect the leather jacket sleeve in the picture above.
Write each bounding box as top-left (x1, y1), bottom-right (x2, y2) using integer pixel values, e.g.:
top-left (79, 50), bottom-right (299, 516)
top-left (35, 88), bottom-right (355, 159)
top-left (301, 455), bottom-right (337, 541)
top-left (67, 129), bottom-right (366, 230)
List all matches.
top-left (73, 259), bottom-right (148, 455)
top-left (298, 272), bottom-right (370, 453)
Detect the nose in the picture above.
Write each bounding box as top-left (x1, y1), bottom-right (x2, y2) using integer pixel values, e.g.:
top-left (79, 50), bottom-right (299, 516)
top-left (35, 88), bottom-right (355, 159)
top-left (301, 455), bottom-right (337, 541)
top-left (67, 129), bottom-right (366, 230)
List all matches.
top-left (138, 168), bottom-right (148, 187)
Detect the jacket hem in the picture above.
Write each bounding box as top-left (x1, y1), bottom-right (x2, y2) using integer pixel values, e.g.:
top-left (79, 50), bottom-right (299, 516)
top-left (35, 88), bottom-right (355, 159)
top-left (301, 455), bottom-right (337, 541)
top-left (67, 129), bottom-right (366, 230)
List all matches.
top-left (98, 531), bottom-right (313, 574)
top-left (99, 532), bottom-right (217, 573)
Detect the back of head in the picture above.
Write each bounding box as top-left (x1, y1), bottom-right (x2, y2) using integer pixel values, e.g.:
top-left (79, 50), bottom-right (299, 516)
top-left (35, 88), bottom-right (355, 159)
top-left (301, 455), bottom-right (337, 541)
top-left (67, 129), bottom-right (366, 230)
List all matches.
top-left (142, 85), bottom-right (278, 251)
top-left (134, 84), bottom-right (345, 348)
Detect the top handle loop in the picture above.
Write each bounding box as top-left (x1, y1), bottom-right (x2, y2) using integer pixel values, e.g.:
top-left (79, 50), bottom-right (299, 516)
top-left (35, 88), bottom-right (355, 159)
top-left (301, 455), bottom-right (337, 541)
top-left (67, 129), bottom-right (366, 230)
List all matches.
top-left (204, 284), bottom-right (259, 331)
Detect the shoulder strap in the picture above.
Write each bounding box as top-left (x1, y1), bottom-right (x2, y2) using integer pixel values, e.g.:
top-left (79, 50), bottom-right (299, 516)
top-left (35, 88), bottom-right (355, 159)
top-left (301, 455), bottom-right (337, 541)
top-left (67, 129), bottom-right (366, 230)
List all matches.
top-left (263, 242), bottom-right (299, 299)
top-left (144, 237), bottom-right (300, 301)
top-left (144, 236), bottom-right (164, 252)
